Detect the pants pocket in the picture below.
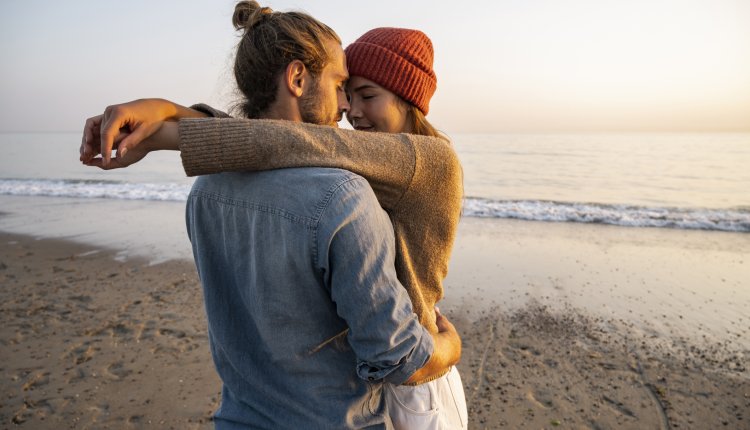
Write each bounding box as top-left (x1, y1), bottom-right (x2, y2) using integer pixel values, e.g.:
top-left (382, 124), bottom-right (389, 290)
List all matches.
top-left (385, 382), bottom-right (440, 430)
top-left (385, 367), bottom-right (469, 430)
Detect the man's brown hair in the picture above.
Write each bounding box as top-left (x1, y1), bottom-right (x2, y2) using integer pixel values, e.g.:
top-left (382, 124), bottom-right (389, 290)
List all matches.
top-left (232, 1), bottom-right (341, 119)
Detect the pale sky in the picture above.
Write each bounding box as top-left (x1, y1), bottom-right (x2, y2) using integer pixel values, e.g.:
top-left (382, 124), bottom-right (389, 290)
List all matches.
top-left (1, 0), bottom-right (749, 133)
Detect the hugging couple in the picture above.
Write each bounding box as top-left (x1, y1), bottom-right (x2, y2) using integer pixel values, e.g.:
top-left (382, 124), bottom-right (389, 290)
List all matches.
top-left (81, 2), bottom-right (467, 429)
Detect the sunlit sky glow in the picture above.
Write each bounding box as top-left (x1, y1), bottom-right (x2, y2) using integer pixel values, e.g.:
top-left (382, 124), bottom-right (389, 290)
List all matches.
top-left (1, 0), bottom-right (748, 133)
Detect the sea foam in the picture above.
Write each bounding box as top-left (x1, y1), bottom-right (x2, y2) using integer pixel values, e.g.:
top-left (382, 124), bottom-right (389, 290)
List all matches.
top-left (2, 179), bottom-right (748, 232)
top-left (463, 197), bottom-right (750, 232)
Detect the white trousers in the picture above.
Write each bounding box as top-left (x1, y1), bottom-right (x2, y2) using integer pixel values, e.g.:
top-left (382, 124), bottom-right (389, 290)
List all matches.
top-left (385, 366), bottom-right (468, 429)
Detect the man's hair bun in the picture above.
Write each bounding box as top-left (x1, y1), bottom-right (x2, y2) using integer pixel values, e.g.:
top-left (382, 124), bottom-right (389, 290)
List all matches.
top-left (232, 1), bottom-right (273, 31)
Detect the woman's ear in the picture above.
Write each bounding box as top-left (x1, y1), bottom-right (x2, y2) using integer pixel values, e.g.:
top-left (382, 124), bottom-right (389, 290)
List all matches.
top-left (284, 60), bottom-right (307, 98)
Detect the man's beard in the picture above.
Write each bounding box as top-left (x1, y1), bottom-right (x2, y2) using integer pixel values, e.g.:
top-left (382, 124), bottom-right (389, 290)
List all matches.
top-left (299, 79), bottom-right (338, 126)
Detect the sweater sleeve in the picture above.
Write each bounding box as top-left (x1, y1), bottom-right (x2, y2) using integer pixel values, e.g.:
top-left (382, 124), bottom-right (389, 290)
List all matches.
top-left (178, 113), bottom-right (464, 333)
top-left (179, 118), bottom-right (422, 209)
top-left (389, 135), bottom-right (463, 333)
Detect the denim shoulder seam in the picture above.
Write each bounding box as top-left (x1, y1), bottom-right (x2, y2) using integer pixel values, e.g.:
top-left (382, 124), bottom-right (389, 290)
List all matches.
top-left (189, 188), bottom-right (317, 228)
top-left (311, 174), bottom-right (367, 269)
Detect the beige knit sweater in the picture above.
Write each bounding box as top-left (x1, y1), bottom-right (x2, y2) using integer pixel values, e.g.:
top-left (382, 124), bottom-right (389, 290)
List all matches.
top-left (178, 111), bottom-right (463, 334)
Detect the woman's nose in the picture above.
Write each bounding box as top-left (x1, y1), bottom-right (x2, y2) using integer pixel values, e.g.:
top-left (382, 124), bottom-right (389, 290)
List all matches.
top-left (348, 100), bottom-right (362, 119)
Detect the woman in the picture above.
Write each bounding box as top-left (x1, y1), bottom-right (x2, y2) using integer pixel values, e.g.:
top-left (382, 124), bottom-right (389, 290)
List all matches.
top-left (81, 5), bottom-right (466, 428)
top-left (339, 27), bottom-right (467, 429)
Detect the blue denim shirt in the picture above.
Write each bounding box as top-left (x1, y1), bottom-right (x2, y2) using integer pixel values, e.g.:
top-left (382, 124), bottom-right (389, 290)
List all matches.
top-left (186, 168), bottom-right (433, 429)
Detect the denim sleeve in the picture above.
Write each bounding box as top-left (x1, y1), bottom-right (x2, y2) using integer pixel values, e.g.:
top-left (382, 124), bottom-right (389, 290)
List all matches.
top-left (317, 176), bottom-right (433, 386)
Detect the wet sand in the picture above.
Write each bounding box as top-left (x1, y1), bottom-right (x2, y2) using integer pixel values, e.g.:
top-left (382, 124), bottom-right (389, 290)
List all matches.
top-left (1, 217), bottom-right (748, 428)
top-left (444, 218), bottom-right (749, 428)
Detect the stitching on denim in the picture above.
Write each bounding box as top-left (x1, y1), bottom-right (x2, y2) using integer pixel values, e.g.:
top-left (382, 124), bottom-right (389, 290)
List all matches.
top-left (310, 174), bottom-right (365, 270)
top-left (190, 188), bottom-right (317, 228)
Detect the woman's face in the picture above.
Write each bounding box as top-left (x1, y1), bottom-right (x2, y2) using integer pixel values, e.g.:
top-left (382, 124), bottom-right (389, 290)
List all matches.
top-left (346, 76), bottom-right (411, 134)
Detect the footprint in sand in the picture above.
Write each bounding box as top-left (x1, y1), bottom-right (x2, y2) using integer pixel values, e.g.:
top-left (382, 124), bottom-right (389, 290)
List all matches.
top-left (84, 320), bottom-right (134, 341)
top-left (108, 322), bottom-right (133, 338)
top-left (62, 341), bottom-right (97, 365)
top-left (525, 390), bottom-right (554, 409)
top-left (21, 372), bottom-right (50, 391)
top-left (68, 294), bottom-right (93, 303)
top-left (157, 327), bottom-right (186, 339)
top-left (84, 403), bottom-right (111, 427)
top-left (134, 320), bottom-right (157, 342)
top-left (178, 339), bottom-right (201, 353)
top-left (12, 398), bottom-right (55, 424)
top-left (513, 341), bottom-right (542, 357)
top-left (103, 361), bottom-right (132, 380)
top-left (65, 367), bottom-right (86, 384)
top-left (155, 327), bottom-right (202, 353)
top-left (127, 414), bottom-right (144, 429)
top-left (151, 344), bottom-right (181, 356)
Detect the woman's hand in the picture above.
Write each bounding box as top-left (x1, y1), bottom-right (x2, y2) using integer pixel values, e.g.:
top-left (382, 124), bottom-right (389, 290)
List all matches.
top-left (82, 121), bottom-right (179, 170)
top-left (79, 98), bottom-right (205, 169)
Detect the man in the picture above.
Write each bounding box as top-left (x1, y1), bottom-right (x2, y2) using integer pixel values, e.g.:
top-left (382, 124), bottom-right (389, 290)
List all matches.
top-left (81, 3), bottom-right (460, 428)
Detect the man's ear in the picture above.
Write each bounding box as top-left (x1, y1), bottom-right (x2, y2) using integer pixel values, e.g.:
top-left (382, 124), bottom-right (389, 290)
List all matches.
top-left (284, 60), bottom-right (307, 98)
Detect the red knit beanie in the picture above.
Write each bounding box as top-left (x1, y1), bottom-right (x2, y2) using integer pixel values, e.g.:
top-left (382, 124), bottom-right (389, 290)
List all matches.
top-left (344, 27), bottom-right (437, 115)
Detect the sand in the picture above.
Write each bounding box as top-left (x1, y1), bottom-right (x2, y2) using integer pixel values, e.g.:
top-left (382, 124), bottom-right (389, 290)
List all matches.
top-left (1, 217), bottom-right (749, 429)
top-left (1, 233), bottom-right (219, 429)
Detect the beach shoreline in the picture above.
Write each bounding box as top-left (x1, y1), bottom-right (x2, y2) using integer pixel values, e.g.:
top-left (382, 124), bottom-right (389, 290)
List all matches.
top-left (445, 218), bottom-right (750, 352)
top-left (2, 215), bottom-right (748, 428)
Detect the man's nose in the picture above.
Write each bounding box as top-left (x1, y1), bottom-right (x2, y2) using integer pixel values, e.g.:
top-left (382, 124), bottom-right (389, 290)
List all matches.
top-left (338, 91), bottom-right (350, 113)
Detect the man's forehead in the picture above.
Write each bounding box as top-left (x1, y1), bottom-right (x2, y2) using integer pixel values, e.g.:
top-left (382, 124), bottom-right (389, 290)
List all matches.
top-left (324, 40), bottom-right (348, 78)
top-left (334, 68), bottom-right (349, 81)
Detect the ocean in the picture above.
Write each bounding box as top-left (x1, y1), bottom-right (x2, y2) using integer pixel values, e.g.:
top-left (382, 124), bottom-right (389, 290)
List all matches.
top-left (2, 131), bottom-right (749, 233)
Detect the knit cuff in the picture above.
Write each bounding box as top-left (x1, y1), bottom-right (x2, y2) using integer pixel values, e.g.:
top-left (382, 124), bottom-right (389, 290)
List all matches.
top-left (179, 118), bottom-right (224, 177)
top-left (189, 103), bottom-right (231, 119)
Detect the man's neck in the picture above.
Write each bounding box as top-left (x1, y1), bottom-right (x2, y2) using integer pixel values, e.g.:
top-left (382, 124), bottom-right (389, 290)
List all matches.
top-left (259, 100), bottom-right (302, 122)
